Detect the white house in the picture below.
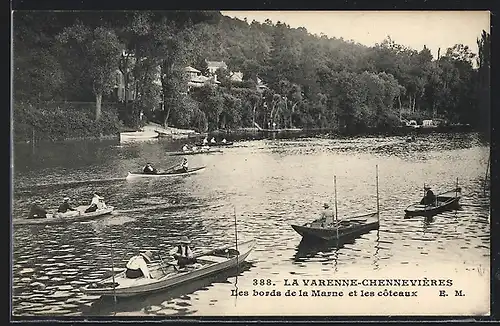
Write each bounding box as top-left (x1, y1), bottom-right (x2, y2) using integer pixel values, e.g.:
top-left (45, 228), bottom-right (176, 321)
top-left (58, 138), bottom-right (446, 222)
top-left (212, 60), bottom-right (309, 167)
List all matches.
top-left (206, 60), bottom-right (228, 75)
top-left (229, 71), bottom-right (244, 82)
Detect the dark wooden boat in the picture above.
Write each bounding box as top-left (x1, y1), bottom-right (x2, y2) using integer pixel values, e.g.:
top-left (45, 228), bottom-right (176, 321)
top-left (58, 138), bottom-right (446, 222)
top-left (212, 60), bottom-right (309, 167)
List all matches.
top-left (291, 212), bottom-right (379, 241)
top-left (168, 149), bottom-right (223, 156)
top-left (126, 166), bottom-right (206, 179)
top-left (194, 141), bottom-right (233, 147)
top-left (404, 188), bottom-right (461, 217)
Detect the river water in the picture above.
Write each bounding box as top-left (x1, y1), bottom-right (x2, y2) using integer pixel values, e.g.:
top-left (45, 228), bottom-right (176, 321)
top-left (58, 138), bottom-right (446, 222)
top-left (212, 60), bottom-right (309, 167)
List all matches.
top-left (11, 132), bottom-right (490, 317)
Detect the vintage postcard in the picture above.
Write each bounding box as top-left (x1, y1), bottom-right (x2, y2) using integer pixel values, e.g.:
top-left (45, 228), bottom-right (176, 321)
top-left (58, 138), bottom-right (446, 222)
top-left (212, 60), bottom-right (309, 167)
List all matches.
top-left (11, 10), bottom-right (491, 318)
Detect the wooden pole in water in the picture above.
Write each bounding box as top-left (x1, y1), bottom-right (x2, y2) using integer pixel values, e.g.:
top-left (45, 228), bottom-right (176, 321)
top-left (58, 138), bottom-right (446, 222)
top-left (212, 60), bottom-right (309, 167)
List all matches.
top-left (455, 177), bottom-right (459, 199)
top-left (233, 206), bottom-right (239, 267)
top-left (376, 165), bottom-right (380, 221)
top-left (110, 232), bottom-right (117, 306)
top-left (334, 176), bottom-right (339, 241)
top-left (484, 154), bottom-right (490, 196)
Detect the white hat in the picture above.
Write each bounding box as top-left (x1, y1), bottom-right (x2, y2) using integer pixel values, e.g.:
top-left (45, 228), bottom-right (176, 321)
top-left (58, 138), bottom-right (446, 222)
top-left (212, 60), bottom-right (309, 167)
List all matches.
top-left (140, 250), bottom-right (154, 263)
top-left (63, 197), bottom-right (70, 202)
top-left (94, 193), bottom-right (104, 199)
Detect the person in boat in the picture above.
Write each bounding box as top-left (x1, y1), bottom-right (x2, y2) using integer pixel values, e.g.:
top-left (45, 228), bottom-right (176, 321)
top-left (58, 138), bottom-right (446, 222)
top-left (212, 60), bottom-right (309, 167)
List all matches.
top-left (420, 186), bottom-right (437, 206)
top-left (175, 158), bottom-right (189, 173)
top-left (125, 250), bottom-right (154, 279)
top-left (222, 138), bottom-right (227, 144)
top-left (210, 137), bottom-right (216, 144)
top-left (57, 197), bottom-right (76, 214)
top-left (28, 201), bottom-right (48, 219)
top-left (169, 236), bottom-right (196, 268)
top-left (182, 144), bottom-right (190, 152)
top-left (143, 162), bottom-right (158, 174)
top-left (202, 137), bottom-right (208, 145)
top-left (320, 203), bottom-right (336, 227)
top-left (85, 193), bottom-right (107, 213)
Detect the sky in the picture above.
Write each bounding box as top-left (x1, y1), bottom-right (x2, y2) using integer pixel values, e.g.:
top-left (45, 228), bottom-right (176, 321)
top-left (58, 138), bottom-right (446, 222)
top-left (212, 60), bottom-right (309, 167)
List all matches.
top-left (221, 11), bottom-right (490, 59)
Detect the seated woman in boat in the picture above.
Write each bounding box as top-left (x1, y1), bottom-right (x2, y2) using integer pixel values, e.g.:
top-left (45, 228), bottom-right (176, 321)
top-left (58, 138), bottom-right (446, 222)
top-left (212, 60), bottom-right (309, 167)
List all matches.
top-left (222, 138), bottom-right (227, 144)
top-left (125, 250), bottom-right (153, 279)
top-left (420, 186), bottom-right (437, 206)
top-left (169, 236), bottom-right (196, 268)
top-left (210, 137), bottom-right (216, 144)
top-left (320, 203), bottom-right (336, 227)
top-left (202, 137), bottom-right (208, 145)
top-left (143, 163), bottom-right (158, 174)
top-left (85, 193), bottom-right (107, 213)
top-left (28, 201), bottom-right (48, 219)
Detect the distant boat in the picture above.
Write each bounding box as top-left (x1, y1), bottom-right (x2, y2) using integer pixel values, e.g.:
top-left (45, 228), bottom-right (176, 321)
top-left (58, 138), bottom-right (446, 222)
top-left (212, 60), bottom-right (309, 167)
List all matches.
top-left (119, 131), bottom-right (159, 142)
top-left (126, 166), bottom-right (206, 179)
top-left (80, 239), bottom-right (255, 298)
top-left (404, 187), bottom-right (461, 217)
top-left (194, 141), bottom-right (233, 147)
top-left (14, 205), bottom-right (115, 226)
top-left (168, 149), bottom-right (223, 156)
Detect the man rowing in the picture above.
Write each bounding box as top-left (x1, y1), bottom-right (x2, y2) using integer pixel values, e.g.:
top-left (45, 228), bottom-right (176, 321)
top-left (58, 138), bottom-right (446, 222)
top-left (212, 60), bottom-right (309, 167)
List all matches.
top-left (57, 197), bottom-right (76, 214)
top-left (174, 158), bottom-right (189, 173)
top-left (169, 236), bottom-right (196, 268)
top-left (420, 186), bottom-right (437, 206)
top-left (125, 250), bottom-right (154, 279)
top-left (143, 162), bottom-right (158, 174)
top-left (202, 137), bottom-right (209, 145)
top-left (182, 144), bottom-right (190, 152)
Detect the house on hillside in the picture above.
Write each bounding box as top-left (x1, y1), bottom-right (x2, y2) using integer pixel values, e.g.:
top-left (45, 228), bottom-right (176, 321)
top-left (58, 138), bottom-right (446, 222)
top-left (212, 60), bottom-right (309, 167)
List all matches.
top-left (184, 66), bottom-right (220, 91)
top-left (229, 71), bottom-right (244, 82)
top-left (206, 60), bottom-right (228, 75)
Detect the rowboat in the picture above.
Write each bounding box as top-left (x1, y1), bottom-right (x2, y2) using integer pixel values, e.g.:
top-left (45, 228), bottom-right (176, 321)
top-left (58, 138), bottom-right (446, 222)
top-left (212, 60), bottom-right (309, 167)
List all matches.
top-left (119, 131), bottom-right (159, 142)
top-left (404, 188), bottom-right (461, 217)
top-left (13, 205), bottom-right (115, 226)
top-left (291, 212), bottom-right (379, 241)
top-left (194, 141), bottom-right (233, 147)
top-left (168, 149), bottom-right (223, 156)
top-left (126, 166), bottom-right (206, 179)
top-left (80, 239), bottom-right (255, 298)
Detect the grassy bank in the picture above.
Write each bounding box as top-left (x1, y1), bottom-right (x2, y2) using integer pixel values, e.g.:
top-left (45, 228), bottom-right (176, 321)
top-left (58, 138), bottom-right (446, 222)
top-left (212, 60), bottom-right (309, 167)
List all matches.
top-left (13, 102), bottom-right (123, 142)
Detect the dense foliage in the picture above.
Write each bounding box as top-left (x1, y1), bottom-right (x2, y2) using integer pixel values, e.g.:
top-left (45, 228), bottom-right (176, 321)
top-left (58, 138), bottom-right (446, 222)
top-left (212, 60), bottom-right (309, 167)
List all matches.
top-left (13, 11), bottom-right (490, 140)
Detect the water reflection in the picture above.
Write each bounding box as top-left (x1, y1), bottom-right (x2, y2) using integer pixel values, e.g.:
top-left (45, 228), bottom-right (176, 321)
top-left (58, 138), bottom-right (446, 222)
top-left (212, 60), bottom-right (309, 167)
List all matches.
top-left (12, 132), bottom-right (490, 316)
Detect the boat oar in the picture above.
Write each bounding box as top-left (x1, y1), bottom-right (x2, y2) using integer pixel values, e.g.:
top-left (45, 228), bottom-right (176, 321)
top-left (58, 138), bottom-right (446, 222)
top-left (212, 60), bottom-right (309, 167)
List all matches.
top-left (161, 161), bottom-right (182, 174)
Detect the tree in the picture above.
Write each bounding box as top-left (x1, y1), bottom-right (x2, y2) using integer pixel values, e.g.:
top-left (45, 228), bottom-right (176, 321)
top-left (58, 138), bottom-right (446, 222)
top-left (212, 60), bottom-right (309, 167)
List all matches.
top-left (57, 23), bottom-right (123, 120)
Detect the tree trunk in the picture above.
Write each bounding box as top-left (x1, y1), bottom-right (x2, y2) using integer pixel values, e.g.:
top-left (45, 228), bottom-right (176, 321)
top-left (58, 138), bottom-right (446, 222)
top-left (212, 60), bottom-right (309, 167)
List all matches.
top-left (252, 104), bottom-right (256, 127)
top-left (163, 105), bottom-right (171, 128)
top-left (95, 93), bottom-right (102, 121)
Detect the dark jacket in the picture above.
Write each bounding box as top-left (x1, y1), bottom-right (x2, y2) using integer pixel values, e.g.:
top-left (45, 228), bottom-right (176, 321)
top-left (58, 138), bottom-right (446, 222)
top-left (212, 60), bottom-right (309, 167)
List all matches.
top-left (57, 202), bottom-right (75, 213)
top-left (420, 190), bottom-right (436, 205)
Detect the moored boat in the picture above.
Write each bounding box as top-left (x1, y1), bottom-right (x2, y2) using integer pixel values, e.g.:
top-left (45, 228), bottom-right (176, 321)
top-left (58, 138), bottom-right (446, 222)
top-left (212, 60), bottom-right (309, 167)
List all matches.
top-left (13, 205), bottom-right (115, 226)
top-left (80, 239), bottom-right (255, 298)
top-left (292, 166), bottom-right (381, 242)
top-left (168, 149), bottom-right (223, 156)
top-left (291, 212), bottom-right (379, 241)
top-left (404, 187), bottom-right (461, 217)
top-left (126, 166), bottom-right (206, 179)
top-left (119, 131), bottom-right (159, 142)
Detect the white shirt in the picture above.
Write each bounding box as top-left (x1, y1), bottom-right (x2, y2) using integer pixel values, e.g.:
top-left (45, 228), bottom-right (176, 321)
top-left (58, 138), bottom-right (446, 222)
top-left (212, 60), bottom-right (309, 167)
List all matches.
top-left (210, 138), bottom-right (216, 143)
top-left (321, 208), bottom-right (335, 225)
top-left (126, 255), bottom-right (151, 278)
top-left (182, 161), bottom-right (188, 169)
top-left (182, 145), bottom-right (189, 151)
top-left (222, 139), bottom-right (227, 143)
top-left (169, 245), bottom-right (193, 258)
top-left (91, 196), bottom-right (106, 209)
top-left (203, 138), bottom-right (208, 144)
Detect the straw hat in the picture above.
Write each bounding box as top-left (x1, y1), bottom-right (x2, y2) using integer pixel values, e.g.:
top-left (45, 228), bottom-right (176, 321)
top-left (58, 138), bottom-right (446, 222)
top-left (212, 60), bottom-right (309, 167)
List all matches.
top-left (140, 250), bottom-right (154, 263)
top-left (94, 193), bottom-right (104, 200)
top-left (323, 203), bottom-right (330, 208)
top-left (179, 236), bottom-right (191, 244)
